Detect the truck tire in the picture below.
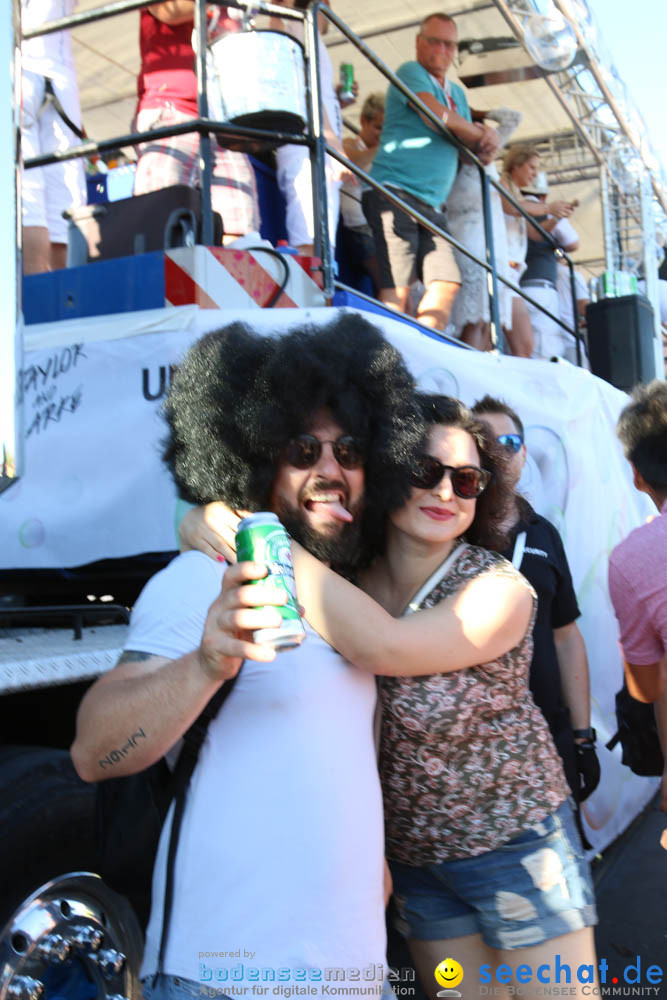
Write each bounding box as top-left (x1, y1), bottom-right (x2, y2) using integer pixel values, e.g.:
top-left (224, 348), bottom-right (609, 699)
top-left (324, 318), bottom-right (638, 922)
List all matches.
top-left (0, 747), bottom-right (144, 999)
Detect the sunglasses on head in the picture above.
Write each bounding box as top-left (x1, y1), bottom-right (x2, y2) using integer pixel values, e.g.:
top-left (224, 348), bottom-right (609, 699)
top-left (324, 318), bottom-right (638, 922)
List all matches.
top-left (409, 455), bottom-right (491, 498)
top-left (285, 434), bottom-right (365, 470)
top-left (497, 433), bottom-right (523, 454)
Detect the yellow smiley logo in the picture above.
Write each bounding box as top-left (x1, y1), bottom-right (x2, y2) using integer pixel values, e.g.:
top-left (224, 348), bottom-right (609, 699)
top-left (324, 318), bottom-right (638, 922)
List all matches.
top-left (435, 958), bottom-right (464, 990)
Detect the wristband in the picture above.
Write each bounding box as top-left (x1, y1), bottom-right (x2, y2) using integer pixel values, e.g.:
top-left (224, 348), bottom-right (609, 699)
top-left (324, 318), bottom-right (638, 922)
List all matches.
top-left (573, 727), bottom-right (596, 742)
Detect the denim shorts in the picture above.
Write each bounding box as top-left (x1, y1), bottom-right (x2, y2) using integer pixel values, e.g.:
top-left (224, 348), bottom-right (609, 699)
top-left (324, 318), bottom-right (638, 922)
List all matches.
top-left (143, 973), bottom-right (229, 1000)
top-left (390, 799), bottom-right (597, 950)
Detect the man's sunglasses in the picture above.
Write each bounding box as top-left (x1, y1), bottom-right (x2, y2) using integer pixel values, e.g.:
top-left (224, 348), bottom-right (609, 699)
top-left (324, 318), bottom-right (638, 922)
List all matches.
top-left (285, 434), bottom-right (365, 470)
top-left (497, 433), bottom-right (523, 454)
top-left (409, 455), bottom-right (491, 498)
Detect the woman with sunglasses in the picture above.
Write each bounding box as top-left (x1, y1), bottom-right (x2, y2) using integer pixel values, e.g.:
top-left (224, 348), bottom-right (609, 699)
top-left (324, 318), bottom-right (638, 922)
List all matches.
top-left (181, 393), bottom-right (598, 990)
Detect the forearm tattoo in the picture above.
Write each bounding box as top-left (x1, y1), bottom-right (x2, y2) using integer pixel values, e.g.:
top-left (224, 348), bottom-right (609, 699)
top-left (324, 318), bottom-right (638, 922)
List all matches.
top-left (98, 650), bottom-right (152, 768)
top-left (98, 728), bottom-right (147, 769)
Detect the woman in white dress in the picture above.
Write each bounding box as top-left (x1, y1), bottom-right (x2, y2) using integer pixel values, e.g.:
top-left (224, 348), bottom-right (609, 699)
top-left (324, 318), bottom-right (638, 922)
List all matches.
top-left (499, 144), bottom-right (574, 357)
top-left (446, 108), bottom-right (521, 351)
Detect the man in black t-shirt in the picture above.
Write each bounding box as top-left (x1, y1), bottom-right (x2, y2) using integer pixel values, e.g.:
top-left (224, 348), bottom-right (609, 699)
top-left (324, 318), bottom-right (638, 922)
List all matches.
top-left (472, 395), bottom-right (600, 826)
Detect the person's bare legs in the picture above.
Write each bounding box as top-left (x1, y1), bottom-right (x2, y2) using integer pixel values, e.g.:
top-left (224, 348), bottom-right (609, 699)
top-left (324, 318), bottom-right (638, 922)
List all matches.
top-left (503, 298), bottom-right (534, 357)
top-left (417, 280), bottom-right (460, 331)
top-left (407, 927), bottom-right (597, 1000)
top-left (501, 927), bottom-right (599, 997)
top-left (380, 286), bottom-right (411, 314)
top-left (460, 321), bottom-right (493, 351)
top-left (23, 225), bottom-right (51, 275)
top-left (408, 933), bottom-right (506, 1000)
top-left (50, 242), bottom-right (68, 271)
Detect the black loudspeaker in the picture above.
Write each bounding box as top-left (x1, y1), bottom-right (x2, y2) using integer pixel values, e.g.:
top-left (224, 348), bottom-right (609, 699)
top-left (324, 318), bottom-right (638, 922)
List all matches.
top-left (66, 185), bottom-right (223, 265)
top-left (586, 294), bottom-right (656, 391)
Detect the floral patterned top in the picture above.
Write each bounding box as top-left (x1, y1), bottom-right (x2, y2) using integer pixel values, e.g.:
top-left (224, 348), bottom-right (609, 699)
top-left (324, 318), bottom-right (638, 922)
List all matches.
top-left (379, 544), bottom-right (570, 864)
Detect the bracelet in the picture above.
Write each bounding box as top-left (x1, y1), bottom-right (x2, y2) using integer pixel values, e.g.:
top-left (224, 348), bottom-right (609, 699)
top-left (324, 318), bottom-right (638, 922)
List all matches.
top-left (573, 727), bottom-right (596, 742)
top-left (441, 109), bottom-right (449, 126)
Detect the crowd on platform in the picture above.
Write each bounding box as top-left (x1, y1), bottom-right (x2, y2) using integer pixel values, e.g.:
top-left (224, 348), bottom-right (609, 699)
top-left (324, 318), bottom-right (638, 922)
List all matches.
top-left (22, 0), bottom-right (667, 370)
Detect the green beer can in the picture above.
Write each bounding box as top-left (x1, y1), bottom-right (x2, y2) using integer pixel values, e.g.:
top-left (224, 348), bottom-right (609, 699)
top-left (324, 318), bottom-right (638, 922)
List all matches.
top-left (236, 512), bottom-right (306, 650)
top-left (339, 62), bottom-right (355, 103)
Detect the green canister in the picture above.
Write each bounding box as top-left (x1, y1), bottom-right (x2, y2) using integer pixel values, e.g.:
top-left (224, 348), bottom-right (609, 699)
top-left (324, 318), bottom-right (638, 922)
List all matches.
top-left (235, 512), bottom-right (306, 650)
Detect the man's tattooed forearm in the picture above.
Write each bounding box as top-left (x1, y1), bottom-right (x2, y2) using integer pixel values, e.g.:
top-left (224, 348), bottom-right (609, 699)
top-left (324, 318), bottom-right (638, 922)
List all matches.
top-left (98, 728), bottom-right (147, 769)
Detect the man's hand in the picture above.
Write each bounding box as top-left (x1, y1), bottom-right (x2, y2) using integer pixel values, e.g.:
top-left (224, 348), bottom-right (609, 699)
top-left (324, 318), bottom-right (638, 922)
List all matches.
top-left (336, 80), bottom-right (359, 109)
top-left (476, 123), bottom-right (499, 162)
top-left (198, 562), bottom-right (288, 680)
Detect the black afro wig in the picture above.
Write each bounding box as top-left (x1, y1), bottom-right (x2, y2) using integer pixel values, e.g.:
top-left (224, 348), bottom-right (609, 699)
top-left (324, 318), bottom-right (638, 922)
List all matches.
top-left (163, 313), bottom-right (425, 532)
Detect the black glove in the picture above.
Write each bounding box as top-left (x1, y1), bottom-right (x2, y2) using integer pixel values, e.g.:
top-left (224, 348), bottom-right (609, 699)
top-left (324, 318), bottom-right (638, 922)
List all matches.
top-left (575, 742), bottom-right (601, 801)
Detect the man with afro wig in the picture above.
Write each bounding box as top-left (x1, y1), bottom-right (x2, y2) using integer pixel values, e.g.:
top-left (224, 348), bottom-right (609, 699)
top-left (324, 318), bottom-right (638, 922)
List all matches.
top-left (72, 312), bottom-right (424, 999)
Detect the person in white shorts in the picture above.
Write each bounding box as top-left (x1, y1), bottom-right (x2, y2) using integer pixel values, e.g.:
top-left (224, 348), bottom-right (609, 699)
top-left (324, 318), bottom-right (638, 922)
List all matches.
top-left (21, 0), bottom-right (86, 273)
top-left (271, 0), bottom-right (351, 255)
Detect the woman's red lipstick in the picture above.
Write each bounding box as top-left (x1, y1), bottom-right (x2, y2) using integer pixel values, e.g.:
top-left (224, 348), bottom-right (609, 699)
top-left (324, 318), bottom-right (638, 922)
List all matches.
top-left (419, 507), bottom-right (455, 521)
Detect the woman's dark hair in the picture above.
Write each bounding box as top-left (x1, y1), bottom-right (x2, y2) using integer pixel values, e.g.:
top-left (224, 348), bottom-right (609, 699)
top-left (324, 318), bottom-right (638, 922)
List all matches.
top-left (415, 393), bottom-right (514, 551)
top-left (163, 314), bottom-right (424, 534)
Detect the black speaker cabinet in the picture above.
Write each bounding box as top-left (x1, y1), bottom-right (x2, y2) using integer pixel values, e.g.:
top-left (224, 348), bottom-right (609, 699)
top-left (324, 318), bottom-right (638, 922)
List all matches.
top-left (586, 294), bottom-right (656, 391)
top-left (66, 185), bottom-right (223, 265)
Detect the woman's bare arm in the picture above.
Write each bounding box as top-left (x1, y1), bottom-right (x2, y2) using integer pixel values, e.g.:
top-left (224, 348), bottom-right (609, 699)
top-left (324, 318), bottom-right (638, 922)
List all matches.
top-left (291, 543), bottom-right (533, 676)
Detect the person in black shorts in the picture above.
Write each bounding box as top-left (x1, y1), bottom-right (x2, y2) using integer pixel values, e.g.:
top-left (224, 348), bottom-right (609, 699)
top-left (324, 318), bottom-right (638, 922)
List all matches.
top-left (472, 395), bottom-right (600, 844)
top-left (363, 13), bottom-right (499, 331)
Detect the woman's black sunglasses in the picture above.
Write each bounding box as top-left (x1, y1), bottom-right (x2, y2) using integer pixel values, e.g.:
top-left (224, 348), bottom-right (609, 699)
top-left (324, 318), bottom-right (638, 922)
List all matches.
top-left (285, 434), bottom-right (365, 470)
top-left (409, 455), bottom-right (492, 498)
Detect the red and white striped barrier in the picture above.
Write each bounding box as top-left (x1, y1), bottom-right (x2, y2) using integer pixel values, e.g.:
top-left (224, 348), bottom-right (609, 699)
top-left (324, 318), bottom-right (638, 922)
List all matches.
top-left (165, 246), bottom-right (325, 310)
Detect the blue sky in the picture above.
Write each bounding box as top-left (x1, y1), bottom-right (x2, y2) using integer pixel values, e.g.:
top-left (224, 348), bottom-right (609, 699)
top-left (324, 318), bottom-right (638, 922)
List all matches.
top-left (586, 0), bottom-right (667, 179)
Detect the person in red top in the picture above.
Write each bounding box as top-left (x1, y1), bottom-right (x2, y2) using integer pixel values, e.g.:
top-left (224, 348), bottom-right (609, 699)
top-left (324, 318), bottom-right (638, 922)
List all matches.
top-left (133, 1), bottom-right (259, 241)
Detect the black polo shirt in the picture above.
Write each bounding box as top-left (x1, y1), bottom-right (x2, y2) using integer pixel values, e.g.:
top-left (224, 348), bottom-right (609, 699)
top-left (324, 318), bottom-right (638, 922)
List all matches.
top-left (501, 503), bottom-right (580, 734)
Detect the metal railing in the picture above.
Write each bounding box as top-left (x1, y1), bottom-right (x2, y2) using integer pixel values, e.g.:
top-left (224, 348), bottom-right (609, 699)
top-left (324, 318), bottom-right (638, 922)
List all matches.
top-left (314, 0), bottom-right (584, 363)
top-left (22, 0), bottom-right (584, 363)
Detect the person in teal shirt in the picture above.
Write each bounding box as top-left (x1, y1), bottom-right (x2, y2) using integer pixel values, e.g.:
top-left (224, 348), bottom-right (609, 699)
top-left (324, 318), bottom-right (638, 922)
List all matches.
top-left (364, 13), bottom-right (499, 331)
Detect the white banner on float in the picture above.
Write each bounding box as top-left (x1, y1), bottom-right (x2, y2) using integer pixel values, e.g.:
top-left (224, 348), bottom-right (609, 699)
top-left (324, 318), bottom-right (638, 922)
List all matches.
top-left (2, 305), bottom-right (658, 852)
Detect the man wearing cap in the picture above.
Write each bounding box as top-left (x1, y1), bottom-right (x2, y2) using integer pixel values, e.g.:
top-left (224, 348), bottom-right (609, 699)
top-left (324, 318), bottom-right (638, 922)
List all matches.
top-left (363, 12), bottom-right (499, 332)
